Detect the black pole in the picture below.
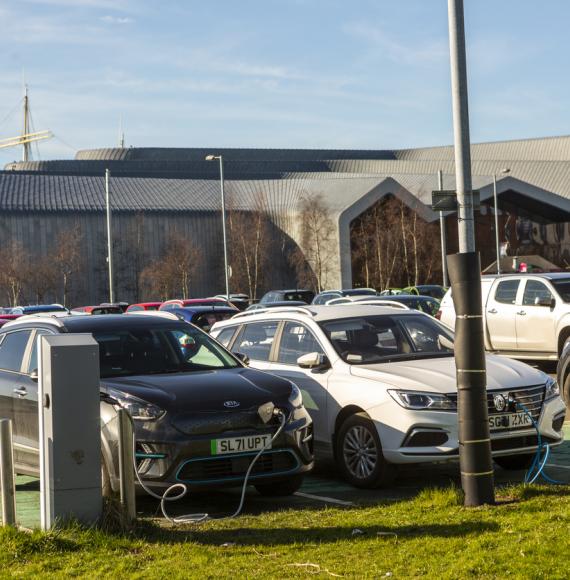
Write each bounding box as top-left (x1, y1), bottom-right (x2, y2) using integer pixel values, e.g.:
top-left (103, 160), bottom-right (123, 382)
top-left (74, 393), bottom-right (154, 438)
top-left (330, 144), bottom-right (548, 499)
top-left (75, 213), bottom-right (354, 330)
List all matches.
top-left (447, 252), bottom-right (495, 506)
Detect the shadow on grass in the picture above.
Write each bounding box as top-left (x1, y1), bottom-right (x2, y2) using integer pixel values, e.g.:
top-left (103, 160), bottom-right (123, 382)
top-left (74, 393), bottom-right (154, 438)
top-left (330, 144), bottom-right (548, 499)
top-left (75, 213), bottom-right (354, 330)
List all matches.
top-left (143, 520), bottom-right (500, 546)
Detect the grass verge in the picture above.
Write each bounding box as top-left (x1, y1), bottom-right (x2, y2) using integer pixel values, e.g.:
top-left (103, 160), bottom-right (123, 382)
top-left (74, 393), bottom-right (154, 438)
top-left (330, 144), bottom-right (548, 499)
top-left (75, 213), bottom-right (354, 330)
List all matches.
top-left (2, 484), bottom-right (570, 578)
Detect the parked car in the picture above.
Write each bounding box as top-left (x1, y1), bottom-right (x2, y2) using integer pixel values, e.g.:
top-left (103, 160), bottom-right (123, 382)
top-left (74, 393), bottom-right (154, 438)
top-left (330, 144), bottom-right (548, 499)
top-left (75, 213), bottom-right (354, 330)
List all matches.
top-left (160, 298), bottom-right (231, 310)
top-left (165, 305), bottom-right (238, 331)
top-left (72, 304), bottom-right (124, 315)
top-left (9, 304), bottom-right (68, 315)
top-left (101, 301), bottom-right (130, 313)
top-left (437, 272), bottom-right (570, 361)
top-left (329, 295), bottom-right (441, 316)
top-left (259, 289), bottom-right (315, 305)
top-left (378, 288), bottom-right (403, 296)
top-left (312, 288), bottom-right (377, 305)
top-left (0, 319), bottom-right (13, 328)
top-left (126, 302), bottom-right (163, 312)
top-left (0, 313), bottom-right (313, 496)
top-left (246, 301), bottom-right (308, 311)
top-left (211, 304), bottom-right (565, 488)
top-left (402, 285), bottom-right (447, 300)
top-left (214, 294), bottom-right (250, 311)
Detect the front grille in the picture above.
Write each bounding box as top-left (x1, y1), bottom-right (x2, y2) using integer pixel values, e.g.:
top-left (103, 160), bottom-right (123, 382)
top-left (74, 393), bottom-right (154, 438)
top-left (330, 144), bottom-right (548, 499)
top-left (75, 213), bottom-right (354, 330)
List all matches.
top-left (176, 449), bottom-right (299, 484)
top-left (171, 408), bottom-right (266, 436)
top-left (448, 384), bottom-right (545, 429)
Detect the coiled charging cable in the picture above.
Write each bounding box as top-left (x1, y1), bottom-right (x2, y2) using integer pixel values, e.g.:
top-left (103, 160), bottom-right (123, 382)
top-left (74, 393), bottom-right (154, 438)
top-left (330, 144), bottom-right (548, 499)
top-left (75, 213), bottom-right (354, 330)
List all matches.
top-left (512, 398), bottom-right (565, 485)
top-left (132, 409), bottom-right (288, 524)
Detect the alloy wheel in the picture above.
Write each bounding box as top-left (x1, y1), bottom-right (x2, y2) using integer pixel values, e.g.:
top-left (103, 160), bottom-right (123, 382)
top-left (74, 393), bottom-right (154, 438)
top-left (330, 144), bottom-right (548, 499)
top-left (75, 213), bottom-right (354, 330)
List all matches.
top-left (342, 425), bottom-right (378, 479)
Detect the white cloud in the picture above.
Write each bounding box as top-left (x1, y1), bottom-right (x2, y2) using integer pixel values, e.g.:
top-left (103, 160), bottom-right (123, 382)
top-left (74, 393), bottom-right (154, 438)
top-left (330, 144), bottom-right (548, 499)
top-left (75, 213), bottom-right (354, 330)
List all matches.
top-left (100, 15), bottom-right (134, 24)
top-left (343, 22), bottom-right (448, 65)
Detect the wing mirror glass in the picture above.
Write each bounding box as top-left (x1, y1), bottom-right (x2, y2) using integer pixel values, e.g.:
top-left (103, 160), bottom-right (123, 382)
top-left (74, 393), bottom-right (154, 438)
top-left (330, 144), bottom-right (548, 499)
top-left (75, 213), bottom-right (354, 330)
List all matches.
top-left (30, 368), bottom-right (38, 382)
top-left (297, 352), bottom-right (330, 370)
top-left (534, 296), bottom-right (555, 308)
top-left (234, 352), bottom-right (250, 366)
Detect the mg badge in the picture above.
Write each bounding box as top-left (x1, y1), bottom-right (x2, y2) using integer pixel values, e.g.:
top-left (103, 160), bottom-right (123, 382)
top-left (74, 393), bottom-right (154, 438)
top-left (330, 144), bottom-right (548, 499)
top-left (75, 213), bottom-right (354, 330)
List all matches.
top-left (493, 394), bottom-right (507, 412)
top-left (224, 400), bottom-right (240, 409)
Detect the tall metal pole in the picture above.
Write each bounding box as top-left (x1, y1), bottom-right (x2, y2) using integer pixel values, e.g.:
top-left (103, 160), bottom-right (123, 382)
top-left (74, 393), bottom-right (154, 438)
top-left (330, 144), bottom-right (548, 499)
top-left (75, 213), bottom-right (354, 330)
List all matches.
top-left (105, 169), bottom-right (115, 303)
top-left (219, 156), bottom-right (230, 301)
top-left (438, 170), bottom-right (449, 287)
top-left (493, 174), bottom-right (501, 274)
top-left (447, 0), bottom-right (494, 507)
top-left (22, 86), bottom-right (30, 163)
top-left (0, 419), bottom-right (16, 526)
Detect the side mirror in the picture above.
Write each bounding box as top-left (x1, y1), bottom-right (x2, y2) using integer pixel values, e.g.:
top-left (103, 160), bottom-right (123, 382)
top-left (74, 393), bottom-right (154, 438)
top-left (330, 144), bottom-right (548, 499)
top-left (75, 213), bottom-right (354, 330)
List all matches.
top-left (534, 296), bottom-right (555, 308)
top-left (30, 368), bottom-right (38, 382)
top-left (297, 352), bottom-right (330, 370)
top-left (234, 352), bottom-right (250, 366)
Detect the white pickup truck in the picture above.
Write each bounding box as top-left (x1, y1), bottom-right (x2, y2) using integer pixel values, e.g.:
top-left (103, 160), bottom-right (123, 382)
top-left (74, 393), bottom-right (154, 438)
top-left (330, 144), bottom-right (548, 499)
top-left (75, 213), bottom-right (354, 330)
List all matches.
top-left (437, 273), bottom-right (570, 361)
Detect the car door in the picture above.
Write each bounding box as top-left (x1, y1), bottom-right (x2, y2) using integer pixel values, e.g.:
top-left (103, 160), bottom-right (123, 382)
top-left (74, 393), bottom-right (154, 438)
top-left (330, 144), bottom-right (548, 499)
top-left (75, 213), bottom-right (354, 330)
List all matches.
top-left (13, 328), bottom-right (55, 471)
top-left (0, 329), bottom-right (34, 469)
top-left (268, 321), bottom-right (332, 444)
top-left (485, 278), bottom-right (522, 350)
top-left (230, 321), bottom-right (279, 371)
top-left (515, 279), bottom-right (557, 353)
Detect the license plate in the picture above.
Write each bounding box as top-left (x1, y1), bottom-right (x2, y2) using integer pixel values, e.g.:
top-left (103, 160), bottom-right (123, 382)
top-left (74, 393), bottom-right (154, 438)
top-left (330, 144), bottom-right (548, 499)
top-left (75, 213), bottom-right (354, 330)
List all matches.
top-left (489, 412), bottom-right (533, 431)
top-left (211, 434), bottom-right (272, 455)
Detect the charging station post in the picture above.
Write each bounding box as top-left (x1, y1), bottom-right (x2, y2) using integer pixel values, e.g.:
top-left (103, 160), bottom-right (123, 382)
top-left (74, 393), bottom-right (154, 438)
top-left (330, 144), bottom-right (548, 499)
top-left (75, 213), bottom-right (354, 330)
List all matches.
top-left (39, 334), bottom-right (102, 529)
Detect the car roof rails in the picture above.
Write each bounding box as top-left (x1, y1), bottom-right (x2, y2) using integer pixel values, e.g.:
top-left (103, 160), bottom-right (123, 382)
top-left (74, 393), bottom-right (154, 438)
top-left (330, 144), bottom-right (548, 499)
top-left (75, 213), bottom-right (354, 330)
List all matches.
top-left (127, 311), bottom-right (181, 321)
top-left (232, 306), bottom-right (317, 319)
top-left (3, 313), bottom-right (71, 329)
top-left (343, 300), bottom-right (410, 310)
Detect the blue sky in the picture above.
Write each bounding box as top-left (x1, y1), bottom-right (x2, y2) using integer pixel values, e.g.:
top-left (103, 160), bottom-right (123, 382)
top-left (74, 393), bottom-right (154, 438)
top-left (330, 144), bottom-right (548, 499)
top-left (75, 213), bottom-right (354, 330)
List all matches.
top-left (0, 0), bottom-right (568, 165)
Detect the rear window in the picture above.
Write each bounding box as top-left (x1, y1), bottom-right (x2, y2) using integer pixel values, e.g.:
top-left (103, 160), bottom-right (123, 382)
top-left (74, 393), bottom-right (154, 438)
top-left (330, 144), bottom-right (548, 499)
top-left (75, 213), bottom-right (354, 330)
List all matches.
top-left (283, 291), bottom-right (315, 303)
top-left (494, 280), bottom-right (520, 304)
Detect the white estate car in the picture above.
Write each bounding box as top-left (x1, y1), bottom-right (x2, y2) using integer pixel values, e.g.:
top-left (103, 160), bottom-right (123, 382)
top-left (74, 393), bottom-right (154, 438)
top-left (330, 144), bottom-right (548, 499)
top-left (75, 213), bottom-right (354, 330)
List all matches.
top-left (211, 305), bottom-right (566, 488)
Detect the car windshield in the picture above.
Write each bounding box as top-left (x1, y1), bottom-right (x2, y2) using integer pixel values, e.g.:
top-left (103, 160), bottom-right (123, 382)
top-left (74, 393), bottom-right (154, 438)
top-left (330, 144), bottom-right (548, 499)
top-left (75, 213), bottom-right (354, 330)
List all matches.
top-left (550, 279), bottom-right (570, 302)
top-left (319, 314), bottom-right (454, 364)
top-left (94, 324), bottom-right (239, 378)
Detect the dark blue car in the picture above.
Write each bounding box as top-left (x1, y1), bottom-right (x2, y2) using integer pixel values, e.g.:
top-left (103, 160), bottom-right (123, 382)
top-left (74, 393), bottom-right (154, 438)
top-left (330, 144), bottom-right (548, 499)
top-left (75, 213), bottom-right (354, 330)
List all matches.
top-left (166, 305), bottom-right (238, 332)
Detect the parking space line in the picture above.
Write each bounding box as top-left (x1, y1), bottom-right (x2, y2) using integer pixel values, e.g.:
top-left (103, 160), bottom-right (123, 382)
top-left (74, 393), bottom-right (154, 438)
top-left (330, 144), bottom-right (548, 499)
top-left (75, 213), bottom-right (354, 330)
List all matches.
top-left (295, 491), bottom-right (354, 506)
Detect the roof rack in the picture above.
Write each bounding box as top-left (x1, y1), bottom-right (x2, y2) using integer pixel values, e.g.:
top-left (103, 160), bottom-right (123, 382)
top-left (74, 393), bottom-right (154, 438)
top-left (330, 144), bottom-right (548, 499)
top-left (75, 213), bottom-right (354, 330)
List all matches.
top-left (341, 300), bottom-right (409, 310)
top-left (127, 311), bottom-right (180, 321)
top-left (232, 306), bottom-right (316, 319)
top-left (3, 313), bottom-right (70, 329)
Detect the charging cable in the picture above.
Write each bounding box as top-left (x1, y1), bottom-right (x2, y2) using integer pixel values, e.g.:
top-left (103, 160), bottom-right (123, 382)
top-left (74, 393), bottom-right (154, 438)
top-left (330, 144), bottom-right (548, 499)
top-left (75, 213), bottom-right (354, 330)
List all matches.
top-left (511, 397), bottom-right (565, 485)
top-left (132, 408), bottom-right (288, 524)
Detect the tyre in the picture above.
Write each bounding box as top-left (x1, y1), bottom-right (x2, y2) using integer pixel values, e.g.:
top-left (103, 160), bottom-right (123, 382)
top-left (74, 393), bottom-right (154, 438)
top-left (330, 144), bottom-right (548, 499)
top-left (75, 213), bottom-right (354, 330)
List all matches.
top-left (494, 453), bottom-right (536, 471)
top-left (563, 371), bottom-right (570, 406)
top-left (101, 456), bottom-right (113, 497)
top-left (336, 413), bottom-right (394, 488)
top-left (255, 474), bottom-right (304, 496)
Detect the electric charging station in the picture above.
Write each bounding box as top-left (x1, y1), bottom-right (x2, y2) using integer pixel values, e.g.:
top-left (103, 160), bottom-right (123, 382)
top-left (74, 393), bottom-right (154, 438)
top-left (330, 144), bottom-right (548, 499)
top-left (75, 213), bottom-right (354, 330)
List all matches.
top-left (38, 334), bottom-right (102, 529)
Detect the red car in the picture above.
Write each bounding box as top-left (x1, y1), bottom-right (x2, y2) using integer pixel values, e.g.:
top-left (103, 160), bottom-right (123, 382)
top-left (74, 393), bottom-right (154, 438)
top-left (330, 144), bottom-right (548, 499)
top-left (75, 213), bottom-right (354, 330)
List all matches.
top-left (72, 305), bottom-right (124, 315)
top-left (0, 318), bottom-right (15, 327)
top-left (0, 314), bottom-right (22, 321)
top-left (126, 302), bottom-right (162, 312)
top-left (160, 298), bottom-right (230, 310)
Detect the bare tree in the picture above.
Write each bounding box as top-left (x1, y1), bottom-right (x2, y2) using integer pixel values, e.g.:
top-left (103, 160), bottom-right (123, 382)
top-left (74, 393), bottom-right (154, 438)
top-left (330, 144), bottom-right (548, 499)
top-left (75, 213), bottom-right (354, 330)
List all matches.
top-left (227, 194), bottom-right (272, 300)
top-left (140, 231), bottom-right (202, 300)
top-left (53, 225), bottom-right (83, 307)
top-left (291, 193), bottom-right (336, 293)
top-left (27, 259), bottom-right (58, 304)
top-left (0, 242), bottom-right (29, 306)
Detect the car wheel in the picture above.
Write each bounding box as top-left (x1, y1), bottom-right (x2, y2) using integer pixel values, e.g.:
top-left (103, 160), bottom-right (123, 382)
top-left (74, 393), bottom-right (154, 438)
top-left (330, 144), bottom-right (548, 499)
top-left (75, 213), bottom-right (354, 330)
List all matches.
top-left (254, 475), bottom-right (304, 496)
top-left (101, 456), bottom-right (113, 497)
top-left (494, 453), bottom-right (536, 471)
top-left (336, 413), bottom-right (394, 488)
top-left (563, 372), bottom-right (570, 406)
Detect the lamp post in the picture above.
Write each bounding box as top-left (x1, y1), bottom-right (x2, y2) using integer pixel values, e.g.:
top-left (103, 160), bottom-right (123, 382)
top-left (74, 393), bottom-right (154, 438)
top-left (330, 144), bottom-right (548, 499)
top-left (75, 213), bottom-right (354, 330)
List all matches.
top-left (438, 169), bottom-right (449, 287)
top-left (205, 154), bottom-right (230, 300)
top-left (105, 168), bottom-right (114, 303)
top-left (492, 168), bottom-right (510, 275)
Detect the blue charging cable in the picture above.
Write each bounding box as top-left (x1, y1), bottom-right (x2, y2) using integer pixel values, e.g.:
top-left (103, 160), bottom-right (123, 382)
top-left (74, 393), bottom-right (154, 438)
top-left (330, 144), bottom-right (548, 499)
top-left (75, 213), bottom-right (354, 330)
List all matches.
top-left (513, 399), bottom-right (565, 485)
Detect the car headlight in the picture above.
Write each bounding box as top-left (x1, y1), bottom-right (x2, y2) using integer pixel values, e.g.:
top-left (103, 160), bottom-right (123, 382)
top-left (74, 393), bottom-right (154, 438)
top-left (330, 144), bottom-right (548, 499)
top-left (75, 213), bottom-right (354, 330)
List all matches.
top-left (288, 383), bottom-right (303, 409)
top-left (545, 377), bottom-right (560, 401)
top-left (107, 388), bottom-right (166, 421)
top-left (388, 389), bottom-right (456, 411)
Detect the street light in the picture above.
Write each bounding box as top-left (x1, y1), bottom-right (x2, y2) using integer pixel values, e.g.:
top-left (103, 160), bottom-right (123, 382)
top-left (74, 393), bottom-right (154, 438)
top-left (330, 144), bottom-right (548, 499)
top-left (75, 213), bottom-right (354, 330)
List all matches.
top-left (492, 168), bottom-right (510, 275)
top-left (205, 154), bottom-right (230, 300)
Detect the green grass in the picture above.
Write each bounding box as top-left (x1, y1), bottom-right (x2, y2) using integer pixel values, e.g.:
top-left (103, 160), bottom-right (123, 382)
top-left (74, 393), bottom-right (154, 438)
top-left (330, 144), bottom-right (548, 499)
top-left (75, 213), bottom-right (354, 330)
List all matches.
top-left (2, 484), bottom-right (570, 578)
